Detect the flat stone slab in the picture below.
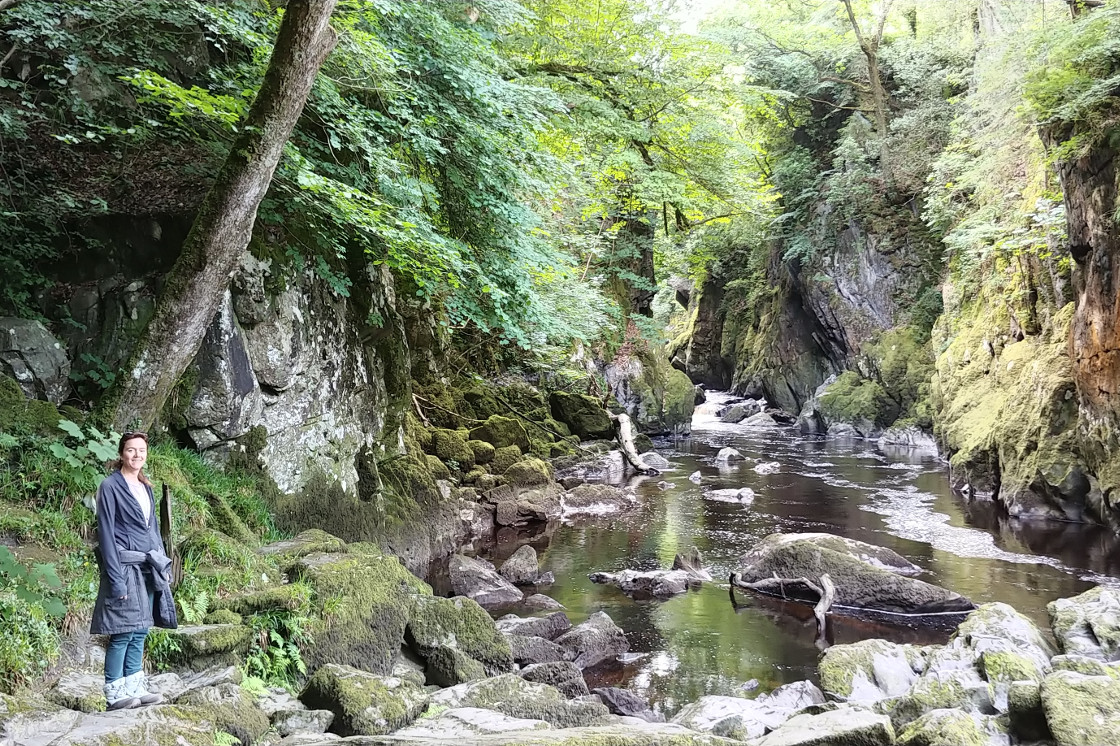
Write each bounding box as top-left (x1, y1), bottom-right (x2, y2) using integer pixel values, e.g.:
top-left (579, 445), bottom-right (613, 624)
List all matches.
top-left (755, 707), bottom-right (896, 746)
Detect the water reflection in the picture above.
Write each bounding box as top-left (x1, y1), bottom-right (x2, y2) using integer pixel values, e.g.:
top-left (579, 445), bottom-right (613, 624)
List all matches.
top-left (463, 393), bottom-right (1120, 716)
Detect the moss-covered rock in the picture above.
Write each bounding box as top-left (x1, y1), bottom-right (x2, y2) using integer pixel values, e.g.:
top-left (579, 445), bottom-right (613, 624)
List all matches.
top-left (161, 624), bottom-right (253, 670)
top-left (293, 548), bottom-right (430, 675)
top-left (211, 583), bottom-right (311, 617)
top-left (954, 603), bottom-right (1053, 683)
top-left (426, 454), bottom-right (452, 481)
top-left (1008, 680), bottom-right (1051, 742)
top-left (48, 671), bottom-right (105, 713)
top-left (177, 683), bottom-right (270, 746)
top-left (428, 674), bottom-right (611, 729)
top-left (818, 639), bottom-right (926, 702)
top-left (548, 392), bottom-right (614, 441)
top-left (1041, 669), bottom-right (1120, 745)
top-left (1048, 585), bottom-right (1120, 661)
top-left (503, 457), bottom-right (553, 487)
top-left (491, 445), bottom-right (523, 476)
top-left (204, 492), bottom-right (257, 547)
top-left (258, 529), bottom-right (346, 558)
top-left (462, 466), bottom-right (488, 485)
top-left (422, 646), bottom-right (487, 687)
top-left (300, 662), bottom-right (430, 736)
top-left (470, 415), bottom-right (531, 452)
top-left (0, 374), bottom-right (64, 437)
top-left (820, 370), bottom-right (896, 432)
top-left (897, 709), bottom-right (1008, 746)
top-left (469, 439), bottom-right (496, 464)
top-left (202, 609), bottom-right (242, 626)
top-left (888, 669), bottom-right (994, 729)
top-left (432, 428), bottom-right (476, 469)
top-left (406, 595), bottom-right (514, 676)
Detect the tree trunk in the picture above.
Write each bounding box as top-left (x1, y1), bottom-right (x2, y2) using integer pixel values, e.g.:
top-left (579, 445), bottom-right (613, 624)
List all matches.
top-left (105, 0), bottom-right (338, 431)
top-left (840, 0), bottom-right (893, 178)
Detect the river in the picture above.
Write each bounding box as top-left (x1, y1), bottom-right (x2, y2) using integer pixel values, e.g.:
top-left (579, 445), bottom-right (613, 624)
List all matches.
top-left (470, 393), bottom-right (1120, 716)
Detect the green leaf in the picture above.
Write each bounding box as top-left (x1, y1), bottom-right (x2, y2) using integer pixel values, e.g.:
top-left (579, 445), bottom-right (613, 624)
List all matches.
top-left (58, 419), bottom-right (84, 439)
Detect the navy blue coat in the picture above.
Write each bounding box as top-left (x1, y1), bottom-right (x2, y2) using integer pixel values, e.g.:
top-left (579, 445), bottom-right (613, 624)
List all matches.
top-left (90, 471), bottom-right (173, 635)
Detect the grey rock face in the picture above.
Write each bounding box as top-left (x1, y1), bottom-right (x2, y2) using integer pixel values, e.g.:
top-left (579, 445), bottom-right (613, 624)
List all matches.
top-left (519, 662), bottom-right (589, 699)
top-left (495, 611), bottom-right (572, 641)
top-left (592, 687), bottom-right (663, 722)
top-left (554, 611), bottom-right (629, 669)
top-left (1048, 585), bottom-right (1120, 661)
top-left (755, 707), bottom-right (895, 746)
top-left (271, 708), bottom-right (334, 737)
top-left (589, 568), bottom-right (697, 597)
top-left (448, 554), bottom-right (524, 608)
top-left (0, 318), bottom-right (71, 404)
top-left (507, 634), bottom-right (568, 665)
top-left (500, 545), bottom-right (547, 586)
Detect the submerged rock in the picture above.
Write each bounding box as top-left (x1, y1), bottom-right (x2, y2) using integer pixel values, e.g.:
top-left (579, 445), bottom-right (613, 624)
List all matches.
top-left (733, 533), bottom-right (974, 616)
top-left (561, 484), bottom-right (636, 515)
top-left (705, 487), bottom-right (755, 504)
top-left (639, 451), bottom-right (671, 469)
top-left (753, 461), bottom-right (781, 474)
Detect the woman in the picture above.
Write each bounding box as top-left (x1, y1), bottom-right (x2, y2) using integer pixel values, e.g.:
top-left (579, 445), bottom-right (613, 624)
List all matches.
top-left (90, 431), bottom-right (177, 710)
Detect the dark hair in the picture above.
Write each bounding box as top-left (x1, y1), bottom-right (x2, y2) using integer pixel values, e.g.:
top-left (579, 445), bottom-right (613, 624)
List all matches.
top-left (110, 431), bottom-right (152, 486)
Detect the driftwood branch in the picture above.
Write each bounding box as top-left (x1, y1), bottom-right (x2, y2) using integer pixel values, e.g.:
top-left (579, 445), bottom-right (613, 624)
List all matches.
top-left (607, 411), bottom-right (659, 475)
top-left (814, 573), bottom-right (835, 630)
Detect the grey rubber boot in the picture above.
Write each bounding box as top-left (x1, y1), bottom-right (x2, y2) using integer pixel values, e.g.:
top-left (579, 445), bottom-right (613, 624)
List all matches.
top-left (104, 677), bottom-right (141, 710)
top-left (121, 671), bottom-right (163, 705)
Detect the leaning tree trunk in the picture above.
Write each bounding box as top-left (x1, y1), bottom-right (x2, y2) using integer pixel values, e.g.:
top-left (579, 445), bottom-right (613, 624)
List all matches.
top-left (104, 0), bottom-right (338, 431)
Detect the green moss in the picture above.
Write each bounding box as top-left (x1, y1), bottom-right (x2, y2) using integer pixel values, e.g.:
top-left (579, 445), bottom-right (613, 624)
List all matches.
top-left (0, 375), bottom-right (63, 437)
top-left (491, 445), bottom-right (522, 475)
top-left (204, 492), bottom-right (257, 547)
top-left (301, 663), bottom-right (430, 736)
top-left (430, 674), bottom-right (611, 729)
top-left (821, 370), bottom-right (897, 427)
top-left (898, 710), bottom-right (1005, 746)
top-left (1041, 670), bottom-right (1120, 746)
top-left (981, 650), bottom-right (1042, 684)
top-left (431, 428), bottom-right (476, 469)
top-left (426, 454), bottom-right (451, 481)
top-left (423, 646), bottom-right (487, 687)
top-left (258, 529), bottom-right (347, 558)
top-left (461, 466), bottom-right (487, 484)
top-left (407, 595), bottom-right (513, 675)
top-left (503, 457), bottom-right (553, 487)
top-left (177, 685), bottom-right (270, 746)
top-left (212, 582), bottom-right (311, 617)
top-left (548, 391), bottom-right (614, 440)
top-left (468, 439), bottom-right (495, 464)
top-left (294, 548), bottom-right (430, 675)
top-left (203, 609), bottom-right (242, 625)
top-left (469, 415), bottom-right (531, 451)
top-left (865, 327), bottom-right (935, 428)
top-left (161, 624), bottom-right (253, 669)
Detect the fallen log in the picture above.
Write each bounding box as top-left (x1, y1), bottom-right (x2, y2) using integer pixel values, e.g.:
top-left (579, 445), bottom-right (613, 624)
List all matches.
top-left (607, 411), bottom-right (660, 475)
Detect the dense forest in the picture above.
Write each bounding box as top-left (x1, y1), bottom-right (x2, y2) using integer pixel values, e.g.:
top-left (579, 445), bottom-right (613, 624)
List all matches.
top-left (2, 0), bottom-right (1120, 744)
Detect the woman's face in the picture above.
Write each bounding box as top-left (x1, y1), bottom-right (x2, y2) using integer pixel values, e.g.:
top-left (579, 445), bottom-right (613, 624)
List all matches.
top-left (121, 437), bottom-right (148, 472)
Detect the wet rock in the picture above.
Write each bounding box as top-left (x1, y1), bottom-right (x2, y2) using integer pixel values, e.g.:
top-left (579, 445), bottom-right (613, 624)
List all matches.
top-left (1007, 680), bottom-right (1050, 742)
top-left (520, 662), bottom-right (590, 699)
top-left (714, 447), bottom-right (745, 465)
top-left (1048, 585), bottom-right (1120, 661)
top-left (671, 683), bottom-right (824, 741)
top-left (390, 707), bottom-right (553, 739)
top-left (522, 594), bottom-right (565, 611)
top-left (508, 634), bottom-right (567, 665)
top-left (819, 639), bottom-right (926, 703)
top-left (754, 461), bottom-right (781, 474)
top-left (672, 546), bottom-right (713, 581)
top-left (554, 611), bottom-right (629, 669)
top-left (721, 401), bottom-right (762, 423)
top-left (897, 709), bottom-right (1010, 746)
top-left (656, 480), bottom-right (675, 490)
top-left (0, 318), bottom-right (70, 404)
top-left (427, 674), bottom-right (611, 728)
top-left (639, 451), bottom-right (671, 469)
top-left (500, 545), bottom-right (551, 586)
top-left (688, 470), bottom-right (703, 483)
top-left (743, 412), bottom-right (779, 428)
top-left (561, 484), bottom-right (635, 515)
top-left (448, 554), bottom-right (524, 608)
top-left (592, 687), bottom-right (663, 722)
top-left (1041, 669), bottom-right (1120, 746)
top-left (495, 611), bottom-right (572, 640)
top-left (878, 425), bottom-right (939, 450)
top-left (705, 487), bottom-right (755, 504)
top-left (300, 663), bottom-right (430, 736)
top-left (754, 707), bottom-right (895, 746)
top-left (827, 422), bottom-right (862, 438)
top-left (733, 533), bottom-right (974, 616)
top-left (588, 568), bottom-right (698, 597)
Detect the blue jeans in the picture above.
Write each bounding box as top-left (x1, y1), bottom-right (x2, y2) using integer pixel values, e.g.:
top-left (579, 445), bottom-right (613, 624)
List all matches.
top-left (104, 588), bottom-right (154, 683)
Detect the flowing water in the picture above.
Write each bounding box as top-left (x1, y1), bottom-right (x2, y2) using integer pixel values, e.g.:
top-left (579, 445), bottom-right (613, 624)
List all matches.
top-left (468, 393), bottom-right (1120, 716)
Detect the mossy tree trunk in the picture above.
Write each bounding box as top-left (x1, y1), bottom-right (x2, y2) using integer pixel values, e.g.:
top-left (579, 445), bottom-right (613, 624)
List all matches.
top-left (104, 0), bottom-right (338, 430)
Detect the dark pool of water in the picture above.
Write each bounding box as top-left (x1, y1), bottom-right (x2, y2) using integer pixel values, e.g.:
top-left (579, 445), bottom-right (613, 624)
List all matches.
top-left (465, 394), bottom-right (1120, 716)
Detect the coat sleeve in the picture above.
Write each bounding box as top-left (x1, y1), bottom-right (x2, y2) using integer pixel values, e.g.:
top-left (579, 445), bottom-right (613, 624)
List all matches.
top-left (96, 478), bottom-right (128, 598)
top-left (148, 483), bottom-right (168, 554)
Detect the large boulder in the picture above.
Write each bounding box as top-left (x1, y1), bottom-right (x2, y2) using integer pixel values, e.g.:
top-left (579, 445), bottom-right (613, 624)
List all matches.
top-left (754, 707), bottom-right (895, 746)
top-left (495, 611), bottom-right (572, 641)
top-left (554, 611), bottom-right (629, 669)
top-left (733, 533), bottom-right (975, 615)
top-left (427, 674), bottom-right (612, 729)
top-left (500, 544), bottom-right (553, 586)
top-left (176, 683), bottom-right (270, 746)
top-left (671, 682), bottom-right (825, 740)
top-left (721, 401), bottom-right (762, 423)
top-left (897, 709), bottom-right (1010, 746)
top-left (159, 624), bottom-right (253, 671)
top-left (508, 634), bottom-right (567, 666)
top-left (519, 661), bottom-right (590, 699)
top-left (561, 484), bottom-right (636, 515)
top-left (819, 639), bottom-right (927, 703)
top-left (1041, 669), bottom-right (1120, 746)
top-left (471, 415), bottom-right (531, 452)
top-left (549, 392), bottom-right (614, 440)
top-left (294, 547), bottom-right (430, 675)
top-left (954, 602), bottom-right (1054, 686)
top-left (0, 318), bottom-right (71, 404)
top-left (406, 595), bottom-right (514, 680)
top-left (1048, 585), bottom-right (1120, 661)
top-left (300, 663), bottom-right (430, 736)
top-left (448, 554), bottom-right (524, 608)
